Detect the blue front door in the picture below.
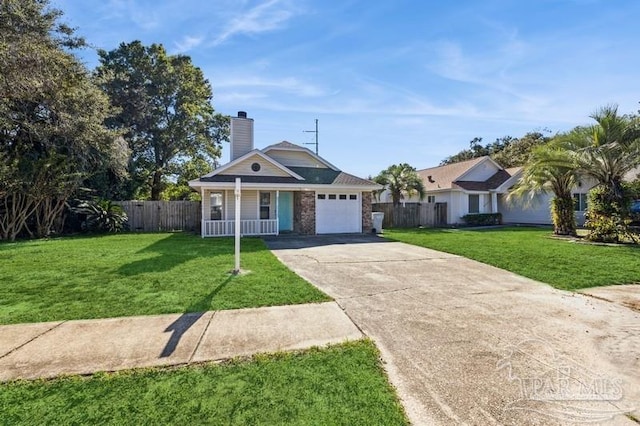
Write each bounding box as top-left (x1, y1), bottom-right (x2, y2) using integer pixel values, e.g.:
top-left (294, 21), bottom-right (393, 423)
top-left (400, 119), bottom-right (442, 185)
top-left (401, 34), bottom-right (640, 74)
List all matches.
top-left (278, 192), bottom-right (293, 232)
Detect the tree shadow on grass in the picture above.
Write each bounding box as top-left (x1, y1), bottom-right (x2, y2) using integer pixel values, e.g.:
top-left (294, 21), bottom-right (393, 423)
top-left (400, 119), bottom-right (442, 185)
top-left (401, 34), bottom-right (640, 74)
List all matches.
top-left (118, 233), bottom-right (263, 276)
top-left (160, 274), bottom-right (235, 357)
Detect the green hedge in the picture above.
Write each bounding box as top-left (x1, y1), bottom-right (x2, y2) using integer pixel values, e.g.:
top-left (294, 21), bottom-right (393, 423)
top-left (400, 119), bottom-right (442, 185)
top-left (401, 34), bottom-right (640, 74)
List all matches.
top-left (461, 213), bottom-right (502, 226)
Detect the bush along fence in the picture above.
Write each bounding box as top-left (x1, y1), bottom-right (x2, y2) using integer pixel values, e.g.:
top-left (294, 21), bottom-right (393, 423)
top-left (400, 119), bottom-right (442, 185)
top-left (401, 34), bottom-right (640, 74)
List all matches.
top-left (461, 213), bottom-right (502, 226)
top-left (114, 201), bottom-right (201, 232)
top-left (372, 202), bottom-right (447, 228)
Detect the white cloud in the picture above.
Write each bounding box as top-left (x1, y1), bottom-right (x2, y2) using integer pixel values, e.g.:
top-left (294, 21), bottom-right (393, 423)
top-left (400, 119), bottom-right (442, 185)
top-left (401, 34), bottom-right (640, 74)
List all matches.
top-left (102, 0), bottom-right (160, 30)
top-left (173, 35), bottom-right (204, 53)
top-left (212, 0), bottom-right (301, 46)
top-left (216, 75), bottom-right (327, 97)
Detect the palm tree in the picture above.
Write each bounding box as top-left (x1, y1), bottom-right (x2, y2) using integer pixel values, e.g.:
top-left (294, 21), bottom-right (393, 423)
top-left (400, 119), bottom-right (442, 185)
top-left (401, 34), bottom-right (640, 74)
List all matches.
top-left (561, 105), bottom-right (640, 241)
top-left (564, 105), bottom-right (640, 201)
top-left (374, 163), bottom-right (426, 206)
top-left (508, 142), bottom-right (579, 236)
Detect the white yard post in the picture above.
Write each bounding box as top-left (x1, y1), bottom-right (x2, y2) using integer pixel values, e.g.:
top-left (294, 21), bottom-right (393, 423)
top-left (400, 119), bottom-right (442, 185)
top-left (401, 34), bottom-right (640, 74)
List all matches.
top-left (200, 187), bottom-right (205, 238)
top-left (276, 190), bottom-right (279, 235)
top-left (234, 178), bottom-right (241, 274)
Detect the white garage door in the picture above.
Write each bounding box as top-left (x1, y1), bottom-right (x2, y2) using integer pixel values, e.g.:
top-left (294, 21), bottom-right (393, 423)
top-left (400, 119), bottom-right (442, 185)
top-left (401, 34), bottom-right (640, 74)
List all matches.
top-left (316, 193), bottom-right (362, 234)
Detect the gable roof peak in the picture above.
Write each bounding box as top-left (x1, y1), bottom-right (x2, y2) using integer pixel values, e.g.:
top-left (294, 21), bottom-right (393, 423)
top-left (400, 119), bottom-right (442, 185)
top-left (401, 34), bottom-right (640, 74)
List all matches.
top-left (262, 140), bottom-right (304, 151)
top-left (262, 141), bottom-right (340, 171)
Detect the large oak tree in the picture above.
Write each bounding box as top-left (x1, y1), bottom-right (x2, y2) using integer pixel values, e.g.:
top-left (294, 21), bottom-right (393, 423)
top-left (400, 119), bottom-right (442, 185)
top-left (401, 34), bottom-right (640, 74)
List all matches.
top-left (94, 41), bottom-right (229, 200)
top-left (0, 0), bottom-right (126, 240)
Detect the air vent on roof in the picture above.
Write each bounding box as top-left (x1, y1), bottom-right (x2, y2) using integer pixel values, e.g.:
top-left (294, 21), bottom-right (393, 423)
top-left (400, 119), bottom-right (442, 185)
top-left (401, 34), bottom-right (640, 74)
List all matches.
top-left (428, 175), bottom-right (435, 183)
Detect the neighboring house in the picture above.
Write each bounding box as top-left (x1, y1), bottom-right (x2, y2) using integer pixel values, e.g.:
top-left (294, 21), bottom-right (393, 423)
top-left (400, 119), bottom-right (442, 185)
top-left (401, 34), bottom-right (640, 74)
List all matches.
top-left (380, 156), bottom-right (513, 224)
top-left (498, 168), bottom-right (597, 226)
top-left (381, 156), bottom-right (597, 225)
top-left (189, 111), bottom-right (381, 237)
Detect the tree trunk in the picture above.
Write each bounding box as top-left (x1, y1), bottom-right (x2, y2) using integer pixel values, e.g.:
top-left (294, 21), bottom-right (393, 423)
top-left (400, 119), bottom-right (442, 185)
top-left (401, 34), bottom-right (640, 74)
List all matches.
top-left (551, 196), bottom-right (576, 236)
top-left (0, 192), bottom-right (38, 241)
top-left (150, 169), bottom-right (163, 200)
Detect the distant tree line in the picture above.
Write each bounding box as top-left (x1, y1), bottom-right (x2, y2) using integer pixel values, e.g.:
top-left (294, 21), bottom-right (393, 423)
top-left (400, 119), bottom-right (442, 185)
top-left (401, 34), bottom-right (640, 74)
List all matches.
top-left (0, 0), bottom-right (228, 241)
top-left (440, 131), bottom-right (552, 168)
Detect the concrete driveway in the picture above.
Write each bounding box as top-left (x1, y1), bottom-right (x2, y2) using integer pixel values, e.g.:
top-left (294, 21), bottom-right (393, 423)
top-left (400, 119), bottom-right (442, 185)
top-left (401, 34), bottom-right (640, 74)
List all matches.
top-left (265, 235), bottom-right (640, 425)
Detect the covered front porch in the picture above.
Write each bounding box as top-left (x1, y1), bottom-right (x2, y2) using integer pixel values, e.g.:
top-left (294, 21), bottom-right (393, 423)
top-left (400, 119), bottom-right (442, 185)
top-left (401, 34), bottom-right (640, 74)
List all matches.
top-left (200, 188), bottom-right (297, 237)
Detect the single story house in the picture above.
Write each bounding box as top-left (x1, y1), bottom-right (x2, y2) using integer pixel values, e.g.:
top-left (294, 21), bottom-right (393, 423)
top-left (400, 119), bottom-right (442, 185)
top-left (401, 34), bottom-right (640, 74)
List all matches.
top-left (189, 111), bottom-right (381, 237)
top-left (381, 156), bottom-right (598, 225)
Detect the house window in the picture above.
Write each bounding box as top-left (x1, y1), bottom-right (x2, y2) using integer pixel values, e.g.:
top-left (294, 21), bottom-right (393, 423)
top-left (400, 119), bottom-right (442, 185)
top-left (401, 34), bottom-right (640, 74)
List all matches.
top-left (317, 194), bottom-right (326, 200)
top-left (339, 194), bottom-right (347, 200)
top-left (573, 193), bottom-right (588, 211)
top-left (427, 195), bottom-right (436, 203)
top-left (210, 192), bottom-right (222, 220)
top-left (468, 194), bottom-right (480, 214)
top-left (260, 192), bottom-right (271, 219)
top-left (349, 194), bottom-right (357, 200)
top-left (328, 194), bottom-right (337, 200)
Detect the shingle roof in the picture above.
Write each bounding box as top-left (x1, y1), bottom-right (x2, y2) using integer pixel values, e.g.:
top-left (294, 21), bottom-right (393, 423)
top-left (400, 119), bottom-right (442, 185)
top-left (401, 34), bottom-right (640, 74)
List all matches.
top-left (454, 170), bottom-right (512, 191)
top-left (288, 167), bottom-right (378, 186)
top-left (417, 156), bottom-right (521, 192)
top-left (287, 167), bottom-right (340, 184)
top-left (505, 166), bottom-right (522, 176)
top-left (417, 157), bottom-right (487, 191)
top-left (333, 172), bottom-right (379, 186)
top-left (199, 175), bottom-right (300, 183)
top-left (263, 140), bottom-right (301, 150)
top-left (199, 166), bottom-right (378, 187)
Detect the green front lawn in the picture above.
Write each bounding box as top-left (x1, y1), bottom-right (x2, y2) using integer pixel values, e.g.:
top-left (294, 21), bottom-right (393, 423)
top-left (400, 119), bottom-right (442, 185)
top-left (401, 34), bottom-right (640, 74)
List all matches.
top-left (384, 227), bottom-right (640, 290)
top-left (0, 340), bottom-right (408, 425)
top-left (0, 233), bottom-right (329, 324)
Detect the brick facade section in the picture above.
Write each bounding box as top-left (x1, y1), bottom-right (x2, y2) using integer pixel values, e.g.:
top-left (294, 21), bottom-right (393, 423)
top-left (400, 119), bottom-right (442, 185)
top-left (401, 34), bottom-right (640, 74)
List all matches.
top-left (294, 191), bottom-right (316, 235)
top-left (361, 191), bottom-right (373, 233)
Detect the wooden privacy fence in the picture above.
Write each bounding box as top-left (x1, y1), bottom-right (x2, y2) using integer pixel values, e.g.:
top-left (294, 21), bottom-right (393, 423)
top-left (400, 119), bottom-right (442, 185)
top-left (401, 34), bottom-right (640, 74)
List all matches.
top-left (114, 201), bottom-right (201, 232)
top-left (372, 202), bottom-right (447, 228)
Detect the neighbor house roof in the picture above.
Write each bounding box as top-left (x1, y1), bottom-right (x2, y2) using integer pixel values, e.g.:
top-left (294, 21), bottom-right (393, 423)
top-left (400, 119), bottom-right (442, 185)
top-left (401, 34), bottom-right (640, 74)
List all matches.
top-left (417, 157), bottom-right (487, 191)
top-left (417, 156), bottom-right (518, 192)
top-left (454, 169), bottom-right (512, 191)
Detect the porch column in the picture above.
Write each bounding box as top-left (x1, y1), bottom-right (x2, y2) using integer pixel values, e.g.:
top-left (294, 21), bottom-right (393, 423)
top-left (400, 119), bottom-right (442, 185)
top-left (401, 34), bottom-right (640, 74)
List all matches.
top-left (200, 187), bottom-right (205, 237)
top-left (491, 192), bottom-right (498, 213)
top-left (276, 190), bottom-right (280, 235)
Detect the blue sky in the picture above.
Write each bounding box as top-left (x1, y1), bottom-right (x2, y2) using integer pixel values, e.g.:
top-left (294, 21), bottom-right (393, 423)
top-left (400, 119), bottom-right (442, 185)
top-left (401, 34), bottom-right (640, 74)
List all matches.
top-left (53, 0), bottom-right (640, 178)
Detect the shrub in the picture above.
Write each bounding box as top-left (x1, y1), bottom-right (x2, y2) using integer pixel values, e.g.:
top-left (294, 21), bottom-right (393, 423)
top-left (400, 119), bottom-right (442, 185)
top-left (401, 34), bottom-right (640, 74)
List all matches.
top-left (73, 199), bottom-right (128, 233)
top-left (461, 213), bottom-right (502, 226)
top-left (584, 185), bottom-right (637, 243)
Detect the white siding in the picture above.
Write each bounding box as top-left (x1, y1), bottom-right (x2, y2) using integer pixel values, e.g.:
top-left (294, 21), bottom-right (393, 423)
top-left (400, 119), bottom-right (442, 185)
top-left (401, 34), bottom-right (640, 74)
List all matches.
top-left (498, 179), bottom-right (598, 226)
top-left (499, 193), bottom-right (553, 224)
top-left (479, 193), bottom-right (492, 213)
top-left (460, 161), bottom-right (500, 181)
top-left (225, 190), bottom-right (259, 220)
top-left (202, 190), bottom-right (211, 219)
top-left (450, 192), bottom-right (464, 224)
top-left (266, 150), bottom-right (326, 168)
top-left (223, 156), bottom-right (290, 177)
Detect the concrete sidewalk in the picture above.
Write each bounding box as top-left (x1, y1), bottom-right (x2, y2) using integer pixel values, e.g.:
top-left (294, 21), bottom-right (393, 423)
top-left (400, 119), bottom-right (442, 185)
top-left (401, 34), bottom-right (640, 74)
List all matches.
top-left (0, 302), bottom-right (362, 381)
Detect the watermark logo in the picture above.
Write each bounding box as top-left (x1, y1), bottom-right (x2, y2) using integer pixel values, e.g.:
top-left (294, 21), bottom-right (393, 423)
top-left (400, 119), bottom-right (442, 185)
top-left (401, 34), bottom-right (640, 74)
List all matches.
top-left (497, 337), bottom-right (635, 423)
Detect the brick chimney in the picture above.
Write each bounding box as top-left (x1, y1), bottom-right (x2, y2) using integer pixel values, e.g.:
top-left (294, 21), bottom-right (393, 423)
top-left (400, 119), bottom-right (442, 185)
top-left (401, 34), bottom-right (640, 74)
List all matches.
top-left (230, 111), bottom-right (254, 160)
